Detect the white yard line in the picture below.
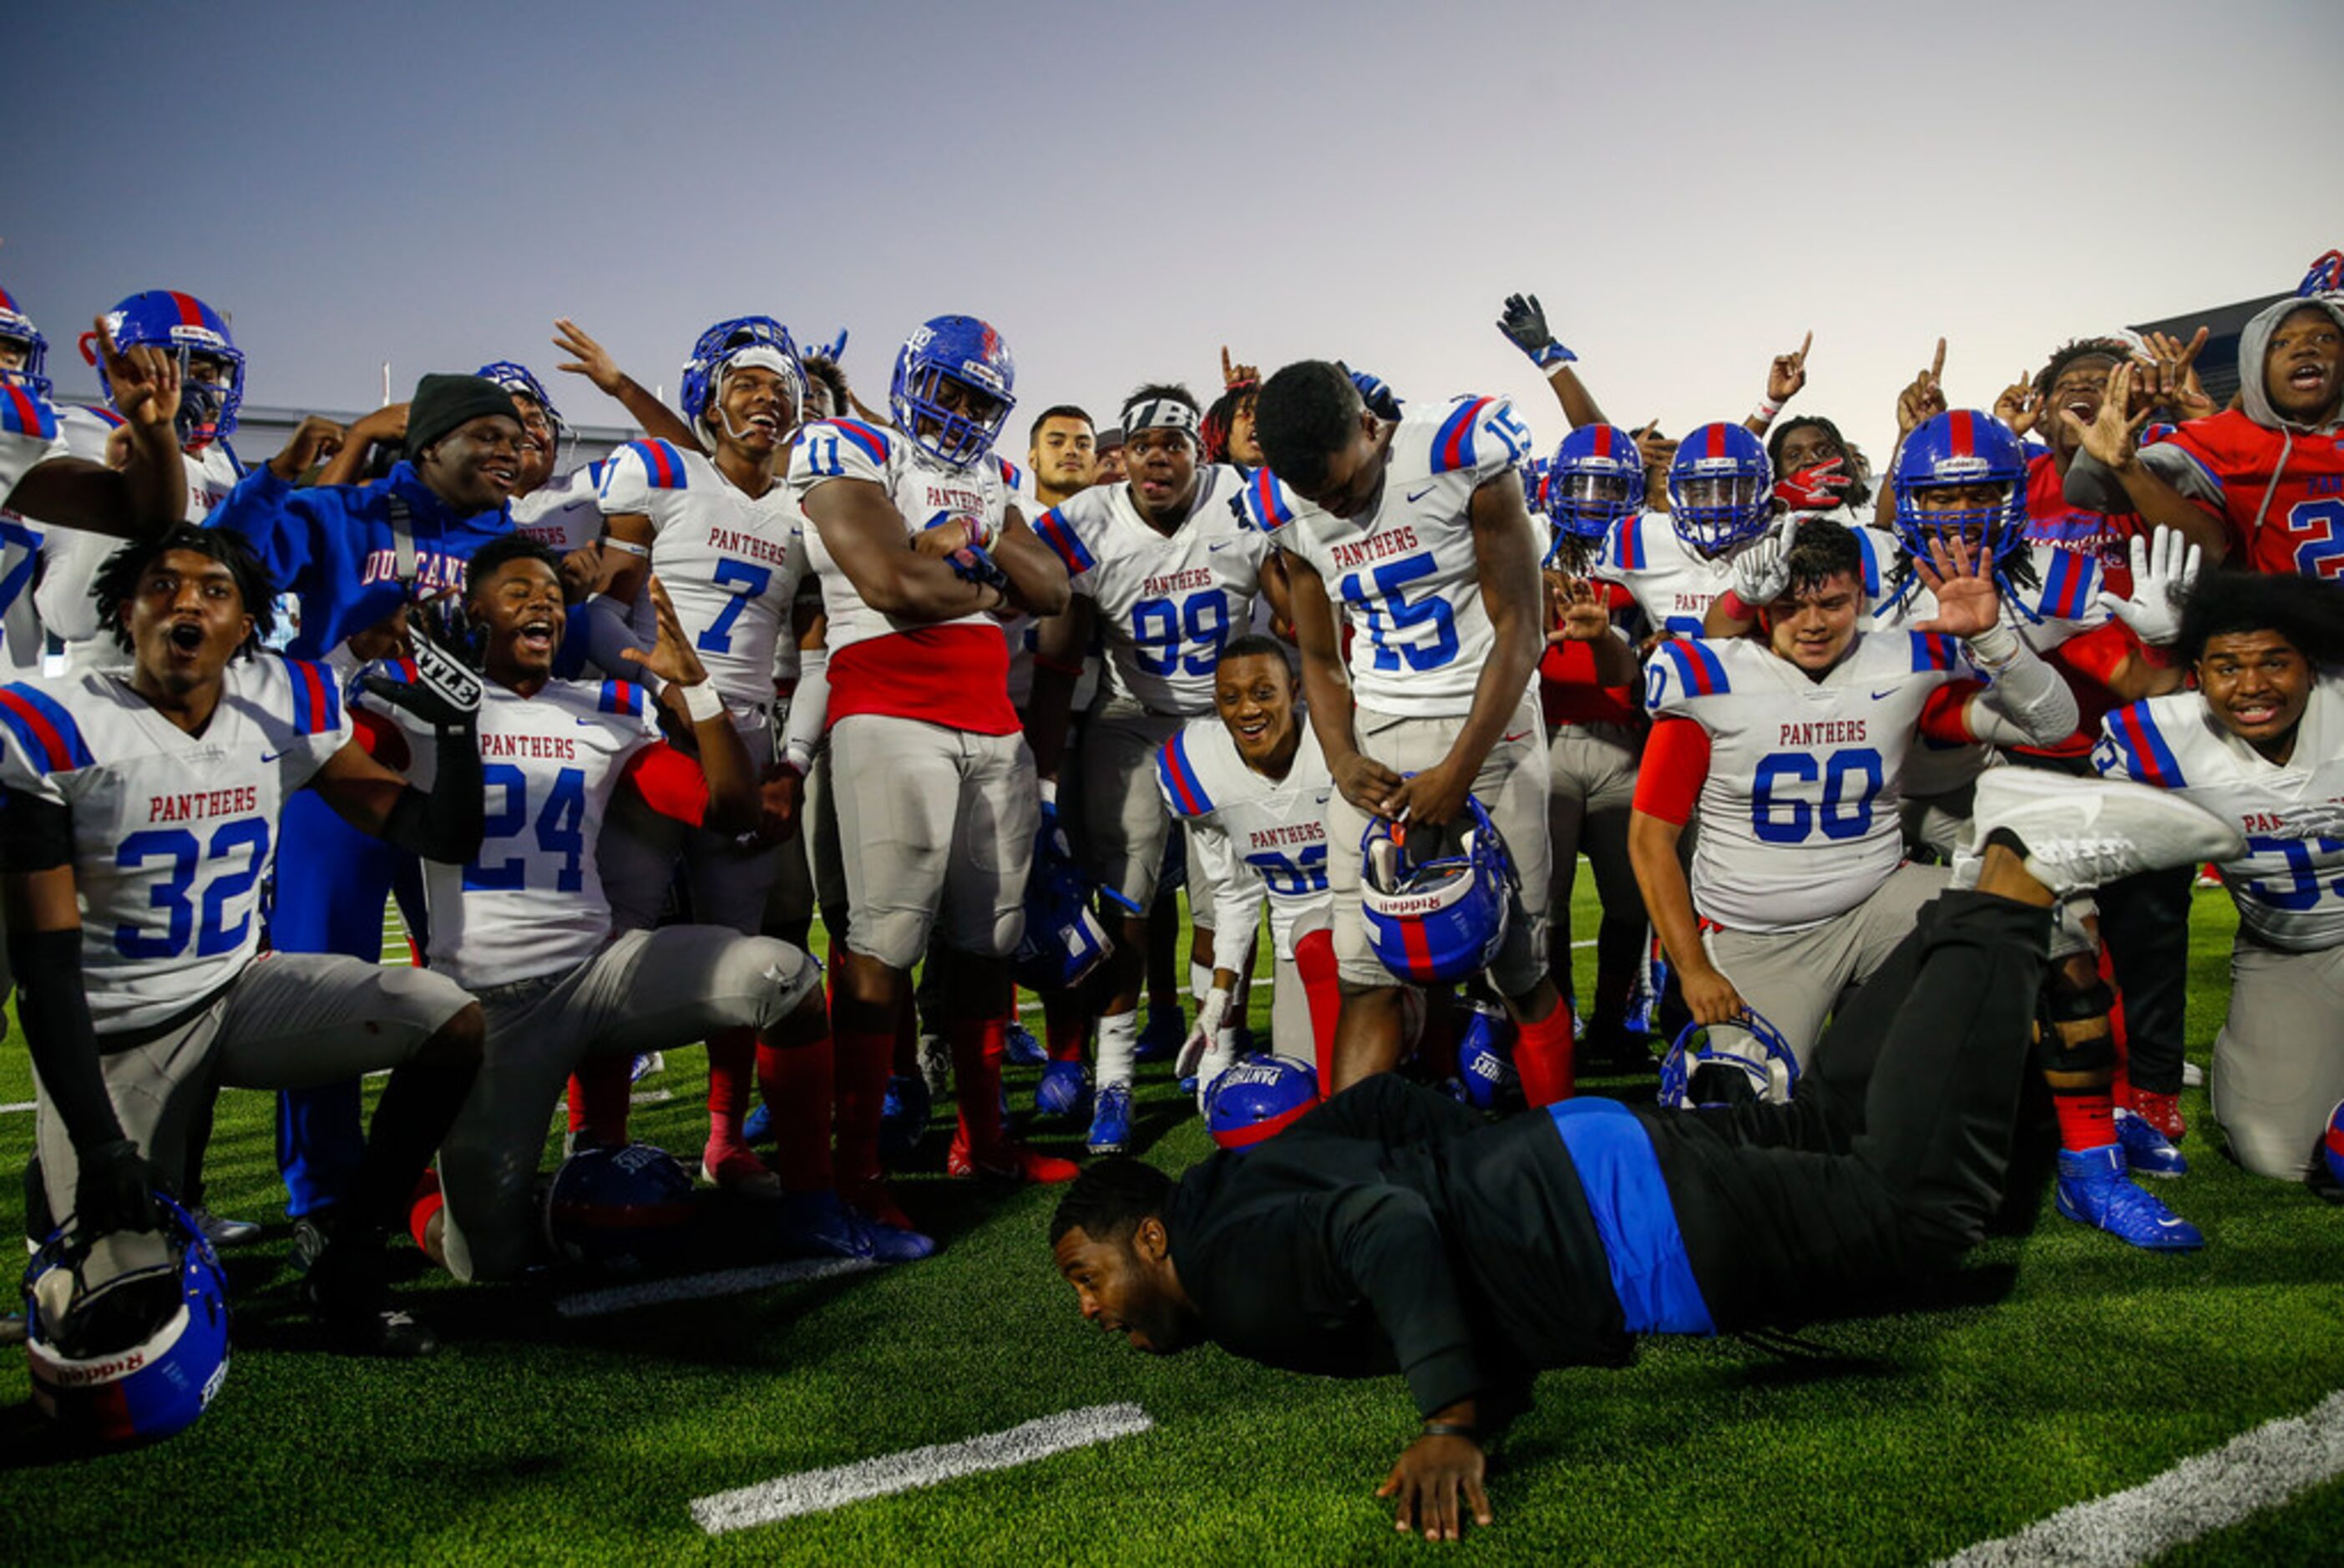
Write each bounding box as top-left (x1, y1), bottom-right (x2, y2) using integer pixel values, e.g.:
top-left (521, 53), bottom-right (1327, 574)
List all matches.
top-left (554, 1255), bottom-right (878, 1319)
top-left (1937, 1388), bottom-right (2344, 1567)
top-left (690, 1403), bottom-right (1155, 1535)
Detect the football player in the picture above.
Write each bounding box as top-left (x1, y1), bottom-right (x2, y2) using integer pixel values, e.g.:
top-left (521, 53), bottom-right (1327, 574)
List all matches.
top-left (2094, 571), bottom-right (2344, 1186)
top-left (1025, 383), bottom-right (1287, 1152)
top-left (1627, 519), bottom-right (2079, 1085)
top-left (789, 316), bottom-right (1073, 1207)
top-left (1244, 362), bottom-right (1574, 1103)
top-left (1157, 635), bottom-right (1338, 1093)
top-left (1050, 768), bottom-right (2240, 1540)
top-left (1, 524), bottom-right (488, 1354)
top-left (367, 536), bottom-right (920, 1277)
top-left (205, 373), bottom-right (522, 1248)
top-left (2061, 291), bottom-right (2344, 575)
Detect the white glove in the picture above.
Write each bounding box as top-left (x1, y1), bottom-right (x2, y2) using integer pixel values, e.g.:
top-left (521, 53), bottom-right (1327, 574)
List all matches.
top-left (2094, 527), bottom-right (2200, 647)
top-left (1192, 1038), bottom-right (1238, 1114)
top-left (2272, 801), bottom-right (2344, 842)
top-left (1177, 986), bottom-right (1232, 1080)
top-left (1727, 510), bottom-right (1797, 608)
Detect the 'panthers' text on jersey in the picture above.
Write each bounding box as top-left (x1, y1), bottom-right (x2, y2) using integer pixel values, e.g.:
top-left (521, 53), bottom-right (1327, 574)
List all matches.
top-left (1597, 512), bottom-right (1895, 637)
top-left (2095, 678), bottom-right (2344, 952)
top-left (787, 417), bottom-right (1019, 734)
top-left (370, 671), bottom-right (668, 989)
top-left (33, 406), bottom-right (240, 649)
top-left (1645, 631), bottom-right (1978, 931)
top-left (0, 655), bottom-right (348, 1029)
top-left (1034, 467), bottom-right (1272, 716)
top-left (1157, 716), bottom-right (1333, 958)
top-left (1253, 394), bottom-right (1538, 717)
top-left (600, 440), bottom-right (807, 708)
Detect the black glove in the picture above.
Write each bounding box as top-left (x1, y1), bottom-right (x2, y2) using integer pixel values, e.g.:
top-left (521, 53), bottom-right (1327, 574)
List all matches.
top-left (944, 542), bottom-right (1012, 594)
top-left (75, 1137), bottom-right (158, 1238)
top-left (1497, 292), bottom-right (1575, 368)
top-left (361, 606), bottom-right (483, 730)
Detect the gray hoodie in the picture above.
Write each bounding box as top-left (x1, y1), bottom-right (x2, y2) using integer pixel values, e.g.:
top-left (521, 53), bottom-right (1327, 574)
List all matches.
top-left (2062, 292), bottom-right (2344, 528)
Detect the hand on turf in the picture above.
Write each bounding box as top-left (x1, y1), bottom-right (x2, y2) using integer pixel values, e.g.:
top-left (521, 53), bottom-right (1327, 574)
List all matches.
top-left (2095, 526), bottom-right (2200, 646)
top-left (1378, 1434), bottom-right (1492, 1542)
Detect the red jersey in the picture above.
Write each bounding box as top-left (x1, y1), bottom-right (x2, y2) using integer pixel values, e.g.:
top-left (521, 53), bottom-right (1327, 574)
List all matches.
top-left (2023, 451), bottom-right (2141, 597)
top-left (1538, 637), bottom-right (1640, 729)
top-left (2156, 410), bottom-right (2344, 580)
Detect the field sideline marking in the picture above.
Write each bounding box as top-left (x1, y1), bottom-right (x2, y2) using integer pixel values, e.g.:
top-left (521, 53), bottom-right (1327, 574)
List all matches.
top-left (555, 1255), bottom-right (878, 1319)
top-left (1937, 1388), bottom-right (2344, 1567)
top-left (690, 1403), bottom-right (1154, 1534)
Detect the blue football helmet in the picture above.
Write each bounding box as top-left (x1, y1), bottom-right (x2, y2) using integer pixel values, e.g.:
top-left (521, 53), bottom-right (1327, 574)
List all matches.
top-left (891, 316), bottom-right (1015, 469)
top-left (1893, 410), bottom-right (2030, 567)
top-left (23, 1193), bottom-right (230, 1446)
top-left (475, 360), bottom-right (564, 432)
top-left (1547, 423), bottom-right (1648, 549)
top-left (0, 283), bottom-right (52, 398)
top-left (1361, 794), bottom-right (1516, 986)
top-left (1014, 837), bottom-right (1115, 992)
top-left (1667, 422), bottom-right (1774, 557)
top-left (88, 290), bottom-right (245, 447)
top-left (678, 316), bottom-right (804, 443)
top-left (2299, 248), bottom-right (2343, 299)
top-left (1658, 1010), bottom-right (1799, 1109)
top-left (542, 1142), bottom-right (695, 1273)
top-left (2323, 1100), bottom-right (2344, 1187)
top-left (1450, 999), bottom-right (1521, 1112)
top-left (1204, 1055), bottom-right (1320, 1150)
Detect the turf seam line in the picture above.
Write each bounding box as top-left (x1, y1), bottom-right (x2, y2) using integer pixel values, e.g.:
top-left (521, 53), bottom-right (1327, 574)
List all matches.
top-left (689, 1403), bottom-right (1155, 1533)
top-left (554, 1255), bottom-right (879, 1318)
top-left (1935, 1387), bottom-right (2344, 1567)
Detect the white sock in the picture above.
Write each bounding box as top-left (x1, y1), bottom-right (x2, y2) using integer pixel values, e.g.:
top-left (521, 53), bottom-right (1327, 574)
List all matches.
top-left (1096, 1012), bottom-right (1137, 1092)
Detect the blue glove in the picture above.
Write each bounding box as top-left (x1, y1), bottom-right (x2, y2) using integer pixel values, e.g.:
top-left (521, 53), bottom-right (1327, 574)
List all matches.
top-left (944, 542), bottom-right (1010, 593)
top-left (1497, 292), bottom-right (1576, 368)
top-left (1339, 362), bottom-right (1404, 421)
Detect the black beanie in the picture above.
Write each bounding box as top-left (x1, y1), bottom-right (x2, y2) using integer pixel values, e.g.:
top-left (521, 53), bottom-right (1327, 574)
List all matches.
top-left (408, 373), bottom-right (522, 455)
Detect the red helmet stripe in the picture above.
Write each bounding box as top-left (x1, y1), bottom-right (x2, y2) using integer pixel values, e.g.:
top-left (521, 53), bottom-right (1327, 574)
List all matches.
top-left (1591, 425), bottom-right (1612, 458)
top-left (1948, 408), bottom-right (1974, 458)
top-left (167, 291), bottom-right (206, 329)
top-left (1705, 422), bottom-right (1726, 458)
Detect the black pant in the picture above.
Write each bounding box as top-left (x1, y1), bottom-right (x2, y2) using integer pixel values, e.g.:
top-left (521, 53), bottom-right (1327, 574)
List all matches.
top-left (2094, 864), bottom-right (2194, 1096)
top-left (1646, 891), bottom-right (2051, 1330)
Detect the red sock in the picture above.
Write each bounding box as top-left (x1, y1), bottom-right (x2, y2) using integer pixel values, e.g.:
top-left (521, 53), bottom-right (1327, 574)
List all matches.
top-left (568, 1058), bottom-right (635, 1146)
top-left (1044, 989), bottom-right (1088, 1065)
top-left (761, 1036), bottom-right (836, 1191)
top-left (833, 1029), bottom-right (893, 1186)
top-left (705, 1027), bottom-right (756, 1148)
top-left (1294, 929), bottom-right (1342, 1093)
top-left (407, 1169), bottom-right (444, 1255)
top-left (1514, 1000), bottom-right (1576, 1108)
top-left (949, 1015), bottom-right (1007, 1156)
top-left (2053, 1087), bottom-right (2117, 1152)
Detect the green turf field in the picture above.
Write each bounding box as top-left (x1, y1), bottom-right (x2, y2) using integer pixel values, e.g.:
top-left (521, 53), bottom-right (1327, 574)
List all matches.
top-left (2, 878), bottom-right (2340, 1565)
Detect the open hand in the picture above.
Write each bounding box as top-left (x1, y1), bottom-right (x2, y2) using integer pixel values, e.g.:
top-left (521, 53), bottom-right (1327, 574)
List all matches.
top-left (1378, 1434), bottom-right (1492, 1542)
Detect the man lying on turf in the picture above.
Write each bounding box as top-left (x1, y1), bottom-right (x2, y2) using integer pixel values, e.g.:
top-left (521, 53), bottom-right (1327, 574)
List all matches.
top-left (1049, 769), bottom-right (2243, 1541)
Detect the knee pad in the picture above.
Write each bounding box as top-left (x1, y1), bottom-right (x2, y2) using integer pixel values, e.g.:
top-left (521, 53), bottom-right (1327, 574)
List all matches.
top-left (2033, 978), bottom-right (2116, 1077)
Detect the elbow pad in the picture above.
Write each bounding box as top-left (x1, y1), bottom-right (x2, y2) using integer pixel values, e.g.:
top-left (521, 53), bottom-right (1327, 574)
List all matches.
top-left (1968, 632), bottom-right (2079, 746)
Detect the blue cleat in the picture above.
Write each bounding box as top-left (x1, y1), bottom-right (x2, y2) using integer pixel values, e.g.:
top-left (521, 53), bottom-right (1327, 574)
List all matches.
top-left (1086, 1084), bottom-right (1133, 1155)
top-left (878, 1073), bottom-right (931, 1166)
top-left (2114, 1108), bottom-right (2189, 1178)
top-left (772, 1189), bottom-right (933, 1264)
top-left (1135, 1010), bottom-right (1185, 1064)
top-left (630, 1052), bottom-right (663, 1083)
top-left (2054, 1144), bottom-right (2204, 1251)
top-left (1003, 1019), bottom-right (1046, 1067)
top-left (1034, 1060), bottom-right (1091, 1121)
top-left (742, 1100), bottom-right (773, 1145)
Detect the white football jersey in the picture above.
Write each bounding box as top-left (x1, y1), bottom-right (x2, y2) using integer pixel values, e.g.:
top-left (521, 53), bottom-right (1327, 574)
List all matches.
top-left (33, 407), bottom-right (240, 650)
top-left (1873, 539), bottom-right (2108, 797)
top-left (0, 655), bottom-right (349, 1030)
top-left (599, 439), bottom-right (807, 708)
top-left (372, 670), bottom-right (664, 989)
top-left (787, 417), bottom-right (1012, 659)
top-left (2095, 677), bottom-right (2344, 953)
top-left (1249, 395), bottom-right (1540, 717)
top-left (0, 386), bottom-right (67, 673)
top-left (1157, 715), bottom-right (1333, 959)
top-left (1033, 467), bottom-right (1271, 717)
top-left (1596, 512), bottom-right (1897, 637)
top-left (1645, 630), bottom-right (1978, 932)
top-left (513, 463), bottom-right (607, 554)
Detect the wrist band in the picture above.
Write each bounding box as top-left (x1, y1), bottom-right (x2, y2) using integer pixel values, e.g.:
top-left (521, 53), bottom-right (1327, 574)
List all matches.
top-left (1750, 396), bottom-right (1785, 423)
top-left (1531, 341), bottom-right (1577, 368)
top-left (604, 538), bottom-right (651, 559)
top-left (681, 682), bottom-right (724, 723)
top-left (1716, 589), bottom-right (1754, 622)
top-left (1420, 1422), bottom-right (1479, 1441)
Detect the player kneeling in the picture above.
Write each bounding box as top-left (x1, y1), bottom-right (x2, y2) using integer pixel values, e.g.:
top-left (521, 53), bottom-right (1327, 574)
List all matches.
top-left (3, 526), bottom-right (487, 1362)
top-left (372, 537), bottom-right (929, 1282)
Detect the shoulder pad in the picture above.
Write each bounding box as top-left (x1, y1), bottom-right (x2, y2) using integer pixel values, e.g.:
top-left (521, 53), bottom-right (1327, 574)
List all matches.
top-left (1426, 394), bottom-right (1529, 477)
top-left (1156, 730), bottom-right (1216, 818)
top-left (996, 455), bottom-right (1027, 491)
top-left (1601, 513), bottom-right (1647, 574)
top-left (1643, 638), bottom-right (1730, 714)
top-left (1031, 505), bottom-right (1096, 576)
top-left (598, 676), bottom-right (650, 717)
top-left (2034, 548), bottom-right (2101, 622)
top-left (2094, 701), bottom-right (2186, 788)
top-left (623, 440), bottom-right (692, 492)
top-left (1907, 630), bottom-right (1964, 674)
top-left (274, 655), bottom-right (346, 735)
top-left (0, 386), bottom-right (59, 442)
top-left (1236, 467), bottom-right (1297, 534)
top-left (0, 682), bottom-right (97, 775)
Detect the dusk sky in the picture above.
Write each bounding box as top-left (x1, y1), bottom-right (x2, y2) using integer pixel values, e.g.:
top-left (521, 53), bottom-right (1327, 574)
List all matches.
top-left (5, 0), bottom-right (2332, 466)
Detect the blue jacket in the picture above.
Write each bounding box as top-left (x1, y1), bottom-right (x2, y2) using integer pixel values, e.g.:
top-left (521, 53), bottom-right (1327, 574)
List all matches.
top-left (205, 461), bottom-right (511, 659)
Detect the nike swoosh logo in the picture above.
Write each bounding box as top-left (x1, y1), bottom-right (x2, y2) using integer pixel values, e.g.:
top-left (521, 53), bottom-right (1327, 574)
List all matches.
top-left (261, 748), bottom-right (293, 764)
top-left (1207, 541), bottom-right (1233, 552)
top-left (1502, 729), bottom-right (1533, 743)
top-left (1406, 484), bottom-right (1437, 503)
top-left (1871, 689), bottom-right (1898, 701)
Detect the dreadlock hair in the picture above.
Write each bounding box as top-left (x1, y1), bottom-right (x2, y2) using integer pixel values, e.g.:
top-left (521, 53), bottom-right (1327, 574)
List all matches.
top-left (1049, 1156), bottom-right (1174, 1247)
top-left (1253, 361), bottom-right (1364, 493)
top-left (2033, 337), bottom-right (2131, 400)
top-left (94, 522), bottom-right (276, 655)
top-left (1202, 382), bottom-right (1258, 464)
top-left (1780, 516), bottom-right (1865, 598)
top-left (2174, 569), bottom-right (2344, 670)
top-left (1766, 415), bottom-right (1873, 508)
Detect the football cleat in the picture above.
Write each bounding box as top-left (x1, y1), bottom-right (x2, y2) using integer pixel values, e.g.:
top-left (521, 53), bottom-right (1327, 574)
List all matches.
top-left (301, 1227), bottom-right (438, 1358)
top-left (742, 1100), bottom-right (774, 1145)
top-left (1967, 769), bottom-right (2246, 898)
top-left (1003, 1019), bottom-right (1046, 1067)
top-left (2054, 1144), bottom-right (2205, 1252)
top-left (1134, 1009), bottom-right (1185, 1064)
top-left (2114, 1108), bottom-right (2188, 1178)
top-left (702, 1138), bottom-right (781, 1196)
top-left (770, 1190), bottom-right (933, 1264)
top-left (544, 1142), bottom-right (696, 1273)
top-left (946, 1137), bottom-right (1080, 1184)
top-left (2323, 1100), bottom-right (2344, 1188)
top-left (187, 1206), bottom-right (261, 1249)
top-left (1034, 1059), bottom-right (1092, 1121)
top-left (1086, 1084), bottom-right (1134, 1156)
top-left (1360, 794), bottom-right (1516, 985)
top-left (2128, 1088), bottom-right (2186, 1144)
top-left (1204, 1056), bottom-right (1321, 1150)
top-left (879, 1072), bottom-right (932, 1165)
top-left (630, 1052), bottom-right (664, 1082)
